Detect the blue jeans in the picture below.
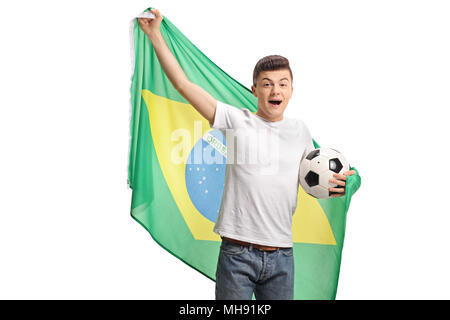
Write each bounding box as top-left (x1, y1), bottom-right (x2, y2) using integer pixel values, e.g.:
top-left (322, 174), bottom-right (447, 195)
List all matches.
top-left (215, 238), bottom-right (294, 300)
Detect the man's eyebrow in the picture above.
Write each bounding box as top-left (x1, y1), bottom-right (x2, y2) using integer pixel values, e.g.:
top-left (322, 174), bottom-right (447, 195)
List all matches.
top-left (261, 77), bottom-right (290, 82)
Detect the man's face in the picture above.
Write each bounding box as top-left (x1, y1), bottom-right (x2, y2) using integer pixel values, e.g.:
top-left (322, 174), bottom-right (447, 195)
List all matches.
top-left (251, 69), bottom-right (293, 122)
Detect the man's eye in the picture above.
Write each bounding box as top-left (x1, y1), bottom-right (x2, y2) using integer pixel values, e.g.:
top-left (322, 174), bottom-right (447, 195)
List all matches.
top-left (263, 83), bottom-right (271, 87)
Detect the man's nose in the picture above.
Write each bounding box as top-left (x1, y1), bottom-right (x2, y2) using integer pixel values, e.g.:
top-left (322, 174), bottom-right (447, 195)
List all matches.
top-left (271, 85), bottom-right (281, 95)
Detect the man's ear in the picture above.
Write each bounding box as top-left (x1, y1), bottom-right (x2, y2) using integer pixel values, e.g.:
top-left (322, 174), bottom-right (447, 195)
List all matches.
top-left (251, 85), bottom-right (257, 97)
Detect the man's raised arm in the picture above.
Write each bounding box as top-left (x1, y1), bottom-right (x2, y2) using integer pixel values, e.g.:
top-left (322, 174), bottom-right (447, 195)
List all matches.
top-left (138, 9), bottom-right (217, 124)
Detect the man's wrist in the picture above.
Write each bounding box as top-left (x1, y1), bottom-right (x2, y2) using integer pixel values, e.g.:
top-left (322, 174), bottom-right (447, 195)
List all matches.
top-left (147, 30), bottom-right (162, 42)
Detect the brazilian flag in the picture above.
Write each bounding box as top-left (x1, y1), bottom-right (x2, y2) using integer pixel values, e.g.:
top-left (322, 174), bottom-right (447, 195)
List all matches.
top-left (128, 9), bottom-right (361, 300)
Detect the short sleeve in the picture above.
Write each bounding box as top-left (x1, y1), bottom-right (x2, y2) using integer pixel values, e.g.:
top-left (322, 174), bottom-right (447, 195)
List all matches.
top-left (300, 120), bottom-right (316, 161)
top-left (209, 100), bottom-right (251, 129)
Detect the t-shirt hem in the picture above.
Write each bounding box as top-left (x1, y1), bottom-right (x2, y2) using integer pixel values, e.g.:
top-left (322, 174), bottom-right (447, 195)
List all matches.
top-left (214, 229), bottom-right (293, 248)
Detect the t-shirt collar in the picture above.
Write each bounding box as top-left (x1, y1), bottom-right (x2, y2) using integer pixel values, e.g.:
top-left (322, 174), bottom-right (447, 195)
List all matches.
top-left (254, 113), bottom-right (286, 126)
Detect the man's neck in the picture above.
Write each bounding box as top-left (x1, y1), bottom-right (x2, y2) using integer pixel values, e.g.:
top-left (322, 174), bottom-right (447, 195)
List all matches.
top-left (255, 110), bottom-right (283, 122)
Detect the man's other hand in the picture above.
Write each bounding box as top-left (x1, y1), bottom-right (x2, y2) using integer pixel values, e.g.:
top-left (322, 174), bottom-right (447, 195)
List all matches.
top-left (328, 170), bottom-right (356, 198)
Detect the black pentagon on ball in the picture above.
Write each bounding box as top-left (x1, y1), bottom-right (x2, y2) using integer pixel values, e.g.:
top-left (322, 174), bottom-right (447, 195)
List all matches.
top-left (329, 158), bottom-right (343, 173)
top-left (305, 171), bottom-right (319, 187)
top-left (306, 149), bottom-right (320, 160)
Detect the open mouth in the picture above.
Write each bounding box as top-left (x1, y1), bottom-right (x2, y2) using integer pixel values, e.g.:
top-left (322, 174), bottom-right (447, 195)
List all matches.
top-left (269, 100), bottom-right (282, 108)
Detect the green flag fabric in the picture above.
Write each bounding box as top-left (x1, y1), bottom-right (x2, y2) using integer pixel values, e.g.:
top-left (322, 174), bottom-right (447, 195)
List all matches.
top-left (128, 9), bottom-right (361, 300)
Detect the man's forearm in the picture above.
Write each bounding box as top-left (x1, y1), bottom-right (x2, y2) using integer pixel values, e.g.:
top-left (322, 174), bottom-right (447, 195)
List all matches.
top-left (141, 18), bottom-right (217, 124)
top-left (147, 31), bottom-right (189, 91)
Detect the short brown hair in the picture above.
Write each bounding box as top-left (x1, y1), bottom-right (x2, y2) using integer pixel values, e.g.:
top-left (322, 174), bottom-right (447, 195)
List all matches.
top-left (252, 55), bottom-right (293, 87)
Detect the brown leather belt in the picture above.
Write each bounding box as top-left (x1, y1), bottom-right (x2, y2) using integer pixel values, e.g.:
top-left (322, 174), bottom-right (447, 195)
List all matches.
top-left (222, 237), bottom-right (289, 252)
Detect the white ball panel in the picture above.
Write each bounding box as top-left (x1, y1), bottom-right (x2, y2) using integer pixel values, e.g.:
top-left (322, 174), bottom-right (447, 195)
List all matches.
top-left (299, 157), bottom-right (311, 176)
top-left (319, 148), bottom-right (339, 158)
top-left (319, 170), bottom-right (338, 189)
top-left (309, 155), bottom-right (330, 174)
top-left (309, 185), bottom-right (329, 199)
top-left (298, 158), bottom-right (311, 192)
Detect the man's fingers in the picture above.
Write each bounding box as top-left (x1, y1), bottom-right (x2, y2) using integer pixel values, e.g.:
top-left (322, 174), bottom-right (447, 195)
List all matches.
top-left (151, 8), bottom-right (162, 19)
top-left (330, 171), bottom-right (353, 197)
top-left (333, 173), bottom-right (347, 181)
top-left (333, 170), bottom-right (356, 181)
top-left (138, 18), bottom-right (148, 25)
top-left (330, 192), bottom-right (345, 198)
top-left (329, 187), bottom-right (345, 193)
top-left (329, 179), bottom-right (345, 187)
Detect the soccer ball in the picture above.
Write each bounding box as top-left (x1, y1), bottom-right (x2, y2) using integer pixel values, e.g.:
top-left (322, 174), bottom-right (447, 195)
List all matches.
top-left (299, 148), bottom-right (350, 199)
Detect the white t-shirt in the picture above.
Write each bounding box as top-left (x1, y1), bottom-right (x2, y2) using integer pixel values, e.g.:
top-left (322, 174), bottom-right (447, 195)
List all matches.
top-left (210, 101), bottom-right (315, 247)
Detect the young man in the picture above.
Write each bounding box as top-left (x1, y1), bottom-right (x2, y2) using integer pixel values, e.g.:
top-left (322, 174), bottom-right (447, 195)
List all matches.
top-left (138, 9), bottom-right (355, 300)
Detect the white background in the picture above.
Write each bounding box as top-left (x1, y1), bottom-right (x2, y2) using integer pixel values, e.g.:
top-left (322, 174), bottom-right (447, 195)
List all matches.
top-left (0, 0), bottom-right (449, 299)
